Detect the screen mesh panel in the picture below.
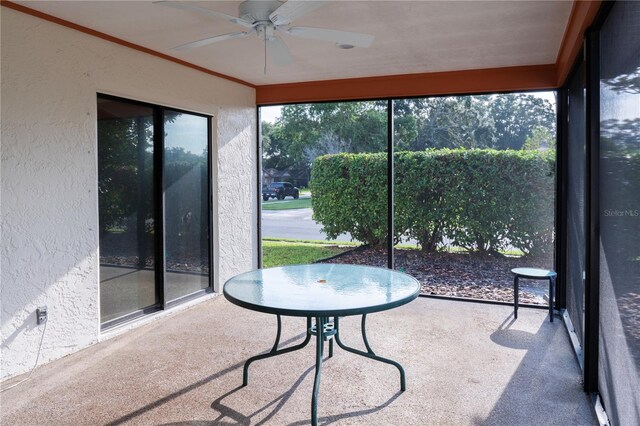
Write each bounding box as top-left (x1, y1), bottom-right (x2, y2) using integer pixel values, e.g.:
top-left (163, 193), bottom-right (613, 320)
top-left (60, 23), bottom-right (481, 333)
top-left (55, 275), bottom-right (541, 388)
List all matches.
top-left (597, 2), bottom-right (640, 424)
top-left (566, 61), bottom-right (586, 346)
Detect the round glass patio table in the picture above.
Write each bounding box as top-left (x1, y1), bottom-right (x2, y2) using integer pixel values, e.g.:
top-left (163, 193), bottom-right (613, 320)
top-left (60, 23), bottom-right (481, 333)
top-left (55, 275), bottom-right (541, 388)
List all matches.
top-left (223, 264), bottom-right (420, 426)
top-left (224, 263), bottom-right (420, 316)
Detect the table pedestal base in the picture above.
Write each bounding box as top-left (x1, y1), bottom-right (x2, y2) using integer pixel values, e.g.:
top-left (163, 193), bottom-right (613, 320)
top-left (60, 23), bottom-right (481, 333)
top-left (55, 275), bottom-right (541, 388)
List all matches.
top-left (242, 314), bottom-right (406, 426)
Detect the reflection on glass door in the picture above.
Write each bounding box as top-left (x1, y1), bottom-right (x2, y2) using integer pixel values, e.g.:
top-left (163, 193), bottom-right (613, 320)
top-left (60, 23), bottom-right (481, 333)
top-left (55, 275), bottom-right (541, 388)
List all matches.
top-left (98, 95), bottom-right (212, 326)
top-left (164, 111), bottom-right (210, 301)
top-left (98, 98), bottom-right (158, 323)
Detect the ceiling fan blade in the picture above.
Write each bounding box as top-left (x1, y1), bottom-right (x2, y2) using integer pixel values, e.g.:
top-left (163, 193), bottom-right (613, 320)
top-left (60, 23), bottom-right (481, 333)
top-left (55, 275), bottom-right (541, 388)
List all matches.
top-left (286, 27), bottom-right (374, 48)
top-left (154, 1), bottom-right (255, 28)
top-left (269, 0), bottom-right (327, 26)
top-left (267, 36), bottom-right (294, 66)
top-left (173, 31), bottom-right (253, 51)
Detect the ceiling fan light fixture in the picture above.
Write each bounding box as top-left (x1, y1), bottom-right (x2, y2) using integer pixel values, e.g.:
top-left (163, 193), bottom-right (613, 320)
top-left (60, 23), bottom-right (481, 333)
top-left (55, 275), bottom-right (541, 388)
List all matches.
top-left (158, 0), bottom-right (374, 68)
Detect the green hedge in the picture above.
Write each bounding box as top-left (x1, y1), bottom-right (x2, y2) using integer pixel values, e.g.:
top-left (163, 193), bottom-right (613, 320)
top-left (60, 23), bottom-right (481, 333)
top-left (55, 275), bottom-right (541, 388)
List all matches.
top-left (311, 149), bottom-right (555, 256)
top-left (311, 153), bottom-right (388, 246)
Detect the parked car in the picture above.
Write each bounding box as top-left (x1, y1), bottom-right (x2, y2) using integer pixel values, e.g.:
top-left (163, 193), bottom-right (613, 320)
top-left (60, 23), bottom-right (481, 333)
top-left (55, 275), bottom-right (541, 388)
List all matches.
top-left (262, 182), bottom-right (300, 201)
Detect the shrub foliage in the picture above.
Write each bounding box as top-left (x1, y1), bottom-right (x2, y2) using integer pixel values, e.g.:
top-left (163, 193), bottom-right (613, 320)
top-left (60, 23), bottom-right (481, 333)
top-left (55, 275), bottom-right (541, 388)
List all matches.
top-left (311, 153), bottom-right (388, 246)
top-left (311, 149), bottom-right (555, 256)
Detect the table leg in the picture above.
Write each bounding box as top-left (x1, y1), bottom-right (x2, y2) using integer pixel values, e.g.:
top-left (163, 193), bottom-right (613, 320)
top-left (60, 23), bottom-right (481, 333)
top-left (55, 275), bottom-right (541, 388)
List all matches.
top-left (548, 276), bottom-right (555, 323)
top-left (329, 336), bottom-right (334, 358)
top-left (311, 316), bottom-right (326, 426)
top-left (513, 276), bottom-right (519, 319)
top-left (333, 315), bottom-right (406, 392)
top-left (243, 315), bottom-right (312, 386)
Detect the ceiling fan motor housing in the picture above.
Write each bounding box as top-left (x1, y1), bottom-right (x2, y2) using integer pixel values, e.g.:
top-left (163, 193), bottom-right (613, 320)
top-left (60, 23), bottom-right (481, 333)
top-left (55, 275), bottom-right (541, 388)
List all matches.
top-left (239, 0), bottom-right (284, 24)
top-left (156, 0), bottom-right (374, 65)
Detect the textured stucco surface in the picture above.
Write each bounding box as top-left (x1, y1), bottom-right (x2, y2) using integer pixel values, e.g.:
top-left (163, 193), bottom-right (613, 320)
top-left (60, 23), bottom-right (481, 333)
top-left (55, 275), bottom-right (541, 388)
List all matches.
top-left (1, 8), bottom-right (256, 380)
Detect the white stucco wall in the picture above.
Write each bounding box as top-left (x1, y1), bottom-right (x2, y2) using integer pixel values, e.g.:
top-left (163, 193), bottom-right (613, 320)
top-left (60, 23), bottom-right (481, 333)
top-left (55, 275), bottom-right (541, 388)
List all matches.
top-left (0, 8), bottom-right (257, 380)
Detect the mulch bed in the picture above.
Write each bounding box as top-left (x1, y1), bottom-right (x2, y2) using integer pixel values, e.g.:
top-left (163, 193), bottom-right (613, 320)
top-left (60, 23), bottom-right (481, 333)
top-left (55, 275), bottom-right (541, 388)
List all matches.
top-left (318, 246), bottom-right (553, 305)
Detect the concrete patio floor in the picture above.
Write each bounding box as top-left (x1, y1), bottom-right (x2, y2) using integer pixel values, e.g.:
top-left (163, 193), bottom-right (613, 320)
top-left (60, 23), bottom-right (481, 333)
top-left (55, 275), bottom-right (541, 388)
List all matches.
top-left (1, 296), bottom-right (596, 425)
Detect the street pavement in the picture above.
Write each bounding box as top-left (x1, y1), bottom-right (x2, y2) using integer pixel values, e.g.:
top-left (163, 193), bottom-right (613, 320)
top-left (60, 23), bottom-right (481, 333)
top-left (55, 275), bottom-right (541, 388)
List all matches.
top-left (261, 203), bottom-right (420, 245)
top-left (261, 207), bottom-right (353, 242)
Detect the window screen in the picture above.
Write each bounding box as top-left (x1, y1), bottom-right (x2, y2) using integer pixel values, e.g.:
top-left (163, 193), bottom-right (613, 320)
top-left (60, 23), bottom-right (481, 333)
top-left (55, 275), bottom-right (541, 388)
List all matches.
top-left (597, 1), bottom-right (640, 423)
top-left (566, 60), bottom-right (587, 347)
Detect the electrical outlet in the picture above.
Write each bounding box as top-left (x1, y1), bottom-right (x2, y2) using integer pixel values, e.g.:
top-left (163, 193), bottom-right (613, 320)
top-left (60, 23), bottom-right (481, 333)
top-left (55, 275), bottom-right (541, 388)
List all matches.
top-left (37, 306), bottom-right (48, 325)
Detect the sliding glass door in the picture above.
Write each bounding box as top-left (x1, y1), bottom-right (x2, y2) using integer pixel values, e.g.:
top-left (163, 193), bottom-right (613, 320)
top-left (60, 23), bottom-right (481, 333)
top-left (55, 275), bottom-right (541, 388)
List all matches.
top-left (163, 111), bottom-right (211, 301)
top-left (98, 98), bottom-right (158, 323)
top-left (98, 95), bottom-right (212, 327)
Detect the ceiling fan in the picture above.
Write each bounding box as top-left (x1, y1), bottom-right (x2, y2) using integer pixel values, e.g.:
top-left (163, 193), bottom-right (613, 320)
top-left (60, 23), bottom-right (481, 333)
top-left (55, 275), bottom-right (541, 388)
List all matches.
top-left (155, 0), bottom-right (375, 68)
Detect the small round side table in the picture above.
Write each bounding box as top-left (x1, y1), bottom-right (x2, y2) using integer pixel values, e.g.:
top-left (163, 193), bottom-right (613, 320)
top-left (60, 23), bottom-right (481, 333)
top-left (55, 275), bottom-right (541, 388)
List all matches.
top-left (511, 267), bottom-right (557, 322)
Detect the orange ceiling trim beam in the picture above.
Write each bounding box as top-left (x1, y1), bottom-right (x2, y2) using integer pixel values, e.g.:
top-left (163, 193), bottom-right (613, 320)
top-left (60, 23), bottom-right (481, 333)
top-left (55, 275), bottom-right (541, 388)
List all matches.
top-left (555, 0), bottom-right (603, 86)
top-left (0, 1), bottom-right (256, 89)
top-left (256, 65), bottom-right (557, 105)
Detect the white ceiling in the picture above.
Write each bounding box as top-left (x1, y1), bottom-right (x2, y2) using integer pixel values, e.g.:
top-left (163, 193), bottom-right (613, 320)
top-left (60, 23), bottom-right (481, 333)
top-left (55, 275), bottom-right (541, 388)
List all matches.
top-left (17, 1), bottom-right (574, 86)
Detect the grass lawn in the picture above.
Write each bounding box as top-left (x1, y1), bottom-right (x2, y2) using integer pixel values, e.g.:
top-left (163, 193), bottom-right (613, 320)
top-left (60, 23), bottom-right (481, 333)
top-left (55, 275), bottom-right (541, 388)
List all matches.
top-left (262, 240), bottom-right (348, 268)
top-left (262, 197), bottom-right (312, 210)
top-left (262, 236), bottom-right (359, 246)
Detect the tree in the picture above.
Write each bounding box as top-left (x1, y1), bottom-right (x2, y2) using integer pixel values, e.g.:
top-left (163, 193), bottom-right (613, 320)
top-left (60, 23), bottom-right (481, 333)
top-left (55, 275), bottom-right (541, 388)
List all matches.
top-left (523, 125), bottom-right (555, 151)
top-left (261, 93), bottom-right (557, 185)
top-left (303, 132), bottom-right (350, 165)
top-left (486, 93), bottom-right (556, 150)
top-left (262, 121), bottom-right (294, 171)
top-left (414, 96), bottom-right (496, 149)
top-left (262, 101), bottom-right (389, 186)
